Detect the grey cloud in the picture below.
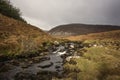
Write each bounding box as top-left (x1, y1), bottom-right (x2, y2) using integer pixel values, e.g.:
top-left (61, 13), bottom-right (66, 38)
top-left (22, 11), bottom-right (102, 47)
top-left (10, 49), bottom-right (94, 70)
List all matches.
top-left (10, 0), bottom-right (120, 30)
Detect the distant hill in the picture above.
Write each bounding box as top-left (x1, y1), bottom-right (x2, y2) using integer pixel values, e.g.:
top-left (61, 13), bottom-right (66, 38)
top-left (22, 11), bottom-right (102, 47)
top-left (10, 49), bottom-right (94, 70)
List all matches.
top-left (49, 24), bottom-right (120, 37)
top-left (0, 14), bottom-right (53, 56)
top-left (66, 30), bottom-right (120, 41)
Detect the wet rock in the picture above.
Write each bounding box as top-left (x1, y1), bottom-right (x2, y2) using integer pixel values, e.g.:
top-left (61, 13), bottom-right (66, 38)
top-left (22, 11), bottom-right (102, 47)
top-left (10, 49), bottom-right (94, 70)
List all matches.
top-left (32, 57), bottom-right (41, 63)
top-left (53, 46), bottom-right (65, 54)
top-left (38, 62), bottom-right (53, 68)
top-left (21, 62), bottom-right (31, 68)
top-left (60, 54), bottom-right (68, 59)
top-left (9, 60), bottom-right (20, 66)
top-left (0, 75), bottom-right (9, 80)
top-left (54, 41), bottom-right (59, 45)
top-left (32, 56), bottom-right (50, 63)
top-left (24, 59), bottom-right (29, 62)
top-left (56, 69), bottom-right (61, 72)
top-left (58, 45), bottom-right (65, 52)
top-left (55, 65), bottom-right (61, 69)
top-left (0, 55), bottom-right (9, 62)
top-left (39, 52), bottom-right (48, 56)
top-left (70, 44), bottom-right (75, 49)
top-left (14, 72), bottom-right (37, 80)
top-left (40, 57), bottom-right (50, 61)
top-left (55, 61), bottom-right (62, 63)
top-left (0, 63), bottom-right (13, 72)
top-left (0, 41), bottom-right (84, 80)
top-left (66, 56), bottom-right (80, 62)
top-left (28, 61), bottom-right (33, 64)
top-left (57, 51), bottom-right (66, 56)
top-left (0, 62), bottom-right (4, 67)
top-left (37, 71), bottom-right (53, 80)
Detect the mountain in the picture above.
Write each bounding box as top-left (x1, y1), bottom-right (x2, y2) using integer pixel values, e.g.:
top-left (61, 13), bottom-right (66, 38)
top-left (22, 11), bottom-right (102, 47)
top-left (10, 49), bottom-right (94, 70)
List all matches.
top-left (0, 14), bottom-right (53, 57)
top-left (49, 24), bottom-right (120, 37)
top-left (66, 30), bottom-right (120, 41)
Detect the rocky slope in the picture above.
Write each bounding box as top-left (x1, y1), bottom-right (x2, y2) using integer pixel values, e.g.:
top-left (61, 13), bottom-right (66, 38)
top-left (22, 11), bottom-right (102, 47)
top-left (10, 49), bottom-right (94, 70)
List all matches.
top-left (0, 14), bottom-right (53, 57)
top-left (49, 24), bottom-right (120, 37)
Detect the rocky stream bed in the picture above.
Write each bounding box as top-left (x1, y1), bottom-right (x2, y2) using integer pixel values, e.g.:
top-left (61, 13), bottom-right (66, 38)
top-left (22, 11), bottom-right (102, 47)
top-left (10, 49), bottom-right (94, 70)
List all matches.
top-left (0, 41), bottom-right (83, 80)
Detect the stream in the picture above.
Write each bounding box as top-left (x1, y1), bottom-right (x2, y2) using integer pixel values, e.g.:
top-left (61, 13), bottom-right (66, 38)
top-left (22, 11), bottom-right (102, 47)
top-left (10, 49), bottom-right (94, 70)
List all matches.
top-left (0, 42), bottom-right (83, 80)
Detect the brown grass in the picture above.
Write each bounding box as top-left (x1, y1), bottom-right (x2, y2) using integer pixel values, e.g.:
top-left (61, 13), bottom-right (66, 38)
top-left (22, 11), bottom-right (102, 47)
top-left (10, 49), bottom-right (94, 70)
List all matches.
top-left (0, 14), bottom-right (53, 56)
top-left (64, 46), bottom-right (120, 80)
top-left (66, 30), bottom-right (120, 41)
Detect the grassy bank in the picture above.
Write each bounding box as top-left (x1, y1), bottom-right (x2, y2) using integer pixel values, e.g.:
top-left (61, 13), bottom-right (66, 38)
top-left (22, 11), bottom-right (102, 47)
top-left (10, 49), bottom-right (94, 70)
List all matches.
top-left (63, 40), bottom-right (120, 80)
top-left (0, 14), bottom-right (54, 60)
top-left (66, 30), bottom-right (120, 41)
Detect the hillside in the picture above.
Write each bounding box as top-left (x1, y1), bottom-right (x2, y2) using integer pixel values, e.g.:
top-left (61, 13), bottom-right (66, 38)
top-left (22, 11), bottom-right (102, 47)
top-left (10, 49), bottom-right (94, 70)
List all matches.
top-left (49, 24), bottom-right (120, 37)
top-left (0, 14), bottom-right (53, 57)
top-left (0, 14), bottom-right (120, 79)
top-left (63, 30), bottom-right (120, 80)
top-left (66, 30), bottom-right (120, 41)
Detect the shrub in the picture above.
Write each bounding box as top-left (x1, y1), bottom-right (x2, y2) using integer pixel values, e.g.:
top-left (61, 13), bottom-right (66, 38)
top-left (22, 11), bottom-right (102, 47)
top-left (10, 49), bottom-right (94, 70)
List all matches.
top-left (0, 0), bottom-right (26, 22)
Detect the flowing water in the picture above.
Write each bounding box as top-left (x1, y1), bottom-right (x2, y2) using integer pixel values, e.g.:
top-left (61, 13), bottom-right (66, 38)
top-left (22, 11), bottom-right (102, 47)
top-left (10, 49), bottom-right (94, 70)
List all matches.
top-left (0, 42), bottom-right (83, 80)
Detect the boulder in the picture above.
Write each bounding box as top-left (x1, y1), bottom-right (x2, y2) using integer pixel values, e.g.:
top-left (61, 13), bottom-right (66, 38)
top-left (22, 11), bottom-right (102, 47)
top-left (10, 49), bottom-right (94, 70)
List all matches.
top-left (38, 62), bottom-right (53, 68)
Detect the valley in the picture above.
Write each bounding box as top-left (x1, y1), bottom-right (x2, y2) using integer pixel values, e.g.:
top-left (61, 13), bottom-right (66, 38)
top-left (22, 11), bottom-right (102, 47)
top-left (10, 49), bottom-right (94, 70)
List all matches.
top-left (0, 41), bottom-right (84, 80)
top-left (0, 13), bottom-right (120, 80)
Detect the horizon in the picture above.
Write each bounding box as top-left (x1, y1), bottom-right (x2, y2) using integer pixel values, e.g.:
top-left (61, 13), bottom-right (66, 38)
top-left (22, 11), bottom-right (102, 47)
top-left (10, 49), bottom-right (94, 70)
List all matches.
top-left (0, 0), bottom-right (120, 80)
top-left (10, 0), bottom-right (120, 30)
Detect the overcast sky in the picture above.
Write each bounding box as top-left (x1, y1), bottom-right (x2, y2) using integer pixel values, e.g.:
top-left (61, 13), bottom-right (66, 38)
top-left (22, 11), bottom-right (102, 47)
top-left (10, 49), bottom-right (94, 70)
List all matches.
top-left (10, 0), bottom-right (120, 30)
